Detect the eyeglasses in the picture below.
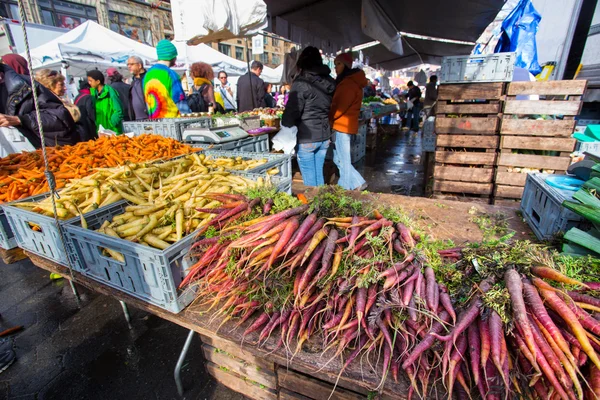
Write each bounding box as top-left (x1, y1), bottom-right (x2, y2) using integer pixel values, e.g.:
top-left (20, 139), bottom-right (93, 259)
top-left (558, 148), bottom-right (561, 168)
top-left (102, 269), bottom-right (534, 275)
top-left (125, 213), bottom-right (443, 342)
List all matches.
top-left (127, 63), bottom-right (140, 66)
top-left (48, 70), bottom-right (59, 77)
top-left (218, 76), bottom-right (227, 80)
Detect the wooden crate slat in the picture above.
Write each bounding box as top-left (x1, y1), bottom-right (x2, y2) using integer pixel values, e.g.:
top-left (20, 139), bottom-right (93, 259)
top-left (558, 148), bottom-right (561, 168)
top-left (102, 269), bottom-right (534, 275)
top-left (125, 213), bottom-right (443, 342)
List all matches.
top-left (495, 170), bottom-right (528, 186)
top-left (277, 368), bottom-right (364, 400)
top-left (500, 136), bottom-right (576, 152)
top-left (497, 153), bottom-right (572, 170)
top-left (494, 185), bottom-right (525, 199)
top-left (202, 344), bottom-right (277, 389)
top-left (507, 80), bottom-right (587, 96)
top-left (435, 151), bottom-right (496, 165)
top-left (433, 180), bottom-right (493, 195)
top-left (436, 102), bottom-right (501, 114)
top-left (500, 118), bottom-right (576, 137)
top-left (504, 100), bottom-right (582, 116)
top-left (438, 83), bottom-right (504, 100)
top-left (206, 362), bottom-right (278, 400)
top-left (434, 165), bottom-right (494, 183)
top-left (279, 388), bottom-right (312, 400)
top-left (199, 333), bottom-right (275, 372)
top-left (437, 134), bottom-right (499, 149)
top-left (0, 247), bottom-right (26, 264)
top-left (435, 117), bottom-right (498, 134)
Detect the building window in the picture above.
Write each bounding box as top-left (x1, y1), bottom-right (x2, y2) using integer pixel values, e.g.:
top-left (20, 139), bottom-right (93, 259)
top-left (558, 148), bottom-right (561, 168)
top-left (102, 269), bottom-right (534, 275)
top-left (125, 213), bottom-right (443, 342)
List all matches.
top-left (38, 0), bottom-right (97, 29)
top-left (109, 11), bottom-right (153, 45)
top-left (261, 52), bottom-right (269, 64)
top-left (263, 35), bottom-right (268, 45)
top-left (0, 1), bottom-right (19, 20)
top-left (218, 43), bottom-right (231, 57)
top-left (237, 39), bottom-right (242, 45)
top-left (235, 46), bottom-right (244, 61)
top-left (272, 55), bottom-right (281, 65)
top-left (271, 37), bottom-right (280, 47)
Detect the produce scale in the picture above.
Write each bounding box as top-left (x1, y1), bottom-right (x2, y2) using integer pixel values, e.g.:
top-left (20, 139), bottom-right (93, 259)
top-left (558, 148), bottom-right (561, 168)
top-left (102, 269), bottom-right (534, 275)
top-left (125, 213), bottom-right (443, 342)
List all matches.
top-left (182, 123), bottom-right (249, 144)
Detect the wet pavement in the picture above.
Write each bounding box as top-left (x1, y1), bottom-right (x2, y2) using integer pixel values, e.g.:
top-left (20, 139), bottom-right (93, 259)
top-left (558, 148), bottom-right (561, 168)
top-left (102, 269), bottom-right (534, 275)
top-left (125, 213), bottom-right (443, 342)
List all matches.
top-left (0, 257), bottom-right (245, 400)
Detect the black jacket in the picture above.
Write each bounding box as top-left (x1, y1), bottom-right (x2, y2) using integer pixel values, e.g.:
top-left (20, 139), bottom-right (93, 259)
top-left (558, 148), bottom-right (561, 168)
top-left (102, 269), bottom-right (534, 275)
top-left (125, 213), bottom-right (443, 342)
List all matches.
top-left (236, 72), bottom-right (266, 112)
top-left (74, 89), bottom-right (98, 142)
top-left (1, 65), bottom-right (76, 148)
top-left (129, 72), bottom-right (148, 120)
top-left (282, 65), bottom-right (335, 144)
top-left (109, 81), bottom-right (132, 121)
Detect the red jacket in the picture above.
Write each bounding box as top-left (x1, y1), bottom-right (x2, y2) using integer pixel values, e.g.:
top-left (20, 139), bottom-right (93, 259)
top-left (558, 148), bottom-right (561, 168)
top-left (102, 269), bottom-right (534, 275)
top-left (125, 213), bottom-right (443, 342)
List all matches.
top-left (329, 69), bottom-right (368, 134)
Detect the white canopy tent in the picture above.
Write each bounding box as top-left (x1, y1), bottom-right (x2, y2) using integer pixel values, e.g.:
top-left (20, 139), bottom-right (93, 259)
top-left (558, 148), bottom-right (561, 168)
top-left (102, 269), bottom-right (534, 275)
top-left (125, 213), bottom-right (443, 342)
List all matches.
top-left (24, 20), bottom-right (158, 77)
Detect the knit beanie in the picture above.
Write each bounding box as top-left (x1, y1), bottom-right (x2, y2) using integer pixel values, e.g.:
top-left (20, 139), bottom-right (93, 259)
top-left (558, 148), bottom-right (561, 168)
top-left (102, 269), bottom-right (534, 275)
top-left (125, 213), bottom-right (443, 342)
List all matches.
top-left (335, 53), bottom-right (353, 69)
top-left (156, 39), bottom-right (178, 61)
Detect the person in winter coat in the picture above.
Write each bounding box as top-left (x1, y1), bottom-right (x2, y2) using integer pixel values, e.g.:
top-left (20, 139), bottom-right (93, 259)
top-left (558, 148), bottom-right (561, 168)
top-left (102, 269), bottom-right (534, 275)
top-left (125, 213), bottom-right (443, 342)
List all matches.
top-left (264, 83), bottom-right (276, 108)
top-left (236, 61), bottom-right (266, 112)
top-left (74, 81), bottom-right (97, 141)
top-left (87, 70), bottom-right (124, 134)
top-left (330, 53), bottom-right (367, 191)
top-left (188, 62), bottom-right (225, 112)
top-left (127, 56), bottom-right (148, 120)
top-left (282, 46), bottom-right (335, 187)
top-left (0, 58), bottom-right (76, 148)
top-left (107, 68), bottom-right (131, 121)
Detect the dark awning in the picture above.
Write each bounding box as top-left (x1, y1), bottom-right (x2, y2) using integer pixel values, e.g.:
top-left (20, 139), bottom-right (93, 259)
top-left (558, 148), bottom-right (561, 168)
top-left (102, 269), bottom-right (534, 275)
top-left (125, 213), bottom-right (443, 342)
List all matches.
top-left (265, 0), bottom-right (505, 69)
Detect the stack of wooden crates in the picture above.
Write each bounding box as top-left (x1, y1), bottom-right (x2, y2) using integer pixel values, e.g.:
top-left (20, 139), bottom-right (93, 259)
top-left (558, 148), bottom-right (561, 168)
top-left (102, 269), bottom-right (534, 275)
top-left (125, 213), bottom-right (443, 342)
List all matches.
top-left (431, 80), bottom-right (586, 205)
top-left (433, 83), bottom-right (504, 202)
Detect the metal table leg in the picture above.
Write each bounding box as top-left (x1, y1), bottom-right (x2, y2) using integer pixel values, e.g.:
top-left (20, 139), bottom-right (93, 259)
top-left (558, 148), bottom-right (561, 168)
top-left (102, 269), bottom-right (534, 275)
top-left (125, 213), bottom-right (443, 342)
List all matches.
top-left (175, 329), bottom-right (196, 396)
top-left (68, 280), bottom-right (80, 303)
top-left (120, 301), bottom-right (132, 329)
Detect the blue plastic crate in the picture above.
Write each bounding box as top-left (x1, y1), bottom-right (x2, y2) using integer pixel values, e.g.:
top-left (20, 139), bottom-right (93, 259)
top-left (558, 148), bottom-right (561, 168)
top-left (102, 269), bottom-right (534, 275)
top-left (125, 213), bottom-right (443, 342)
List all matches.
top-left (203, 150), bottom-right (291, 179)
top-left (1, 193), bottom-right (79, 265)
top-left (192, 134), bottom-right (269, 152)
top-left (0, 209), bottom-right (16, 250)
top-left (63, 201), bottom-right (197, 313)
top-left (123, 117), bottom-right (211, 141)
top-left (520, 173), bottom-right (588, 241)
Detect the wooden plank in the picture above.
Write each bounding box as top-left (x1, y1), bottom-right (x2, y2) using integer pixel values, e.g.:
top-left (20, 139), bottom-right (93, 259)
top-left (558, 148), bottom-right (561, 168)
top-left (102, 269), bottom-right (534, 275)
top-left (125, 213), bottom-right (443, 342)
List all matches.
top-left (202, 344), bottom-right (277, 389)
top-left (497, 154), bottom-right (572, 170)
top-left (494, 185), bottom-right (525, 199)
top-left (279, 388), bottom-right (312, 400)
top-left (434, 166), bottom-right (494, 183)
top-left (438, 83), bottom-right (504, 100)
top-left (435, 151), bottom-right (496, 166)
top-left (199, 334), bottom-right (275, 373)
top-left (277, 368), bottom-right (364, 400)
top-left (507, 80), bottom-right (587, 96)
top-left (0, 247), bottom-right (26, 264)
top-left (433, 180), bottom-right (493, 195)
top-left (437, 134), bottom-right (499, 149)
top-left (504, 100), bottom-right (582, 116)
top-left (206, 361), bottom-right (278, 400)
top-left (495, 171), bottom-right (528, 187)
top-left (500, 118), bottom-right (576, 137)
top-left (435, 117), bottom-right (498, 134)
top-left (436, 102), bottom-right (501, 114)
top-left (500, 136), bottom-right (576, 152)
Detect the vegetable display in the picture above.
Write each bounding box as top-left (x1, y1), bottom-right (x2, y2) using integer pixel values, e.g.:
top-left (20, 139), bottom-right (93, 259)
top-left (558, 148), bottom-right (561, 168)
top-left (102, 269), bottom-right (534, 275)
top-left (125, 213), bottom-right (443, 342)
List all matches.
top-left (180, 187), bottom-right (600, 399)
top-left (0, 135), bottom-right (195, 203)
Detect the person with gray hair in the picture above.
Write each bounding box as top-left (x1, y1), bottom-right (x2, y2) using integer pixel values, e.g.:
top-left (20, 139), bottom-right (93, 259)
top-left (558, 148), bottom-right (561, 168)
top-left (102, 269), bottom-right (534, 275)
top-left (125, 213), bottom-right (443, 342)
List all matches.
top-left (127, 55), bottom-right (148, 120)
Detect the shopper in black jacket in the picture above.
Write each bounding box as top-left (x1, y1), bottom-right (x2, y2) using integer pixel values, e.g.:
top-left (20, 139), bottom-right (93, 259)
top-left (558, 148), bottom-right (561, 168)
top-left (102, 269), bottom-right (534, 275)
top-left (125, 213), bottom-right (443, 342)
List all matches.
top-left (74, 81), bottom-right (97, 141)
top-left (0, 62), bottom-right (76, 148)
top-left (282, 46), bottom-right (335, 187)
top-left (107, 68), bottom-right (131, 121)
top-left (236, 61), bottom-right (266, 112)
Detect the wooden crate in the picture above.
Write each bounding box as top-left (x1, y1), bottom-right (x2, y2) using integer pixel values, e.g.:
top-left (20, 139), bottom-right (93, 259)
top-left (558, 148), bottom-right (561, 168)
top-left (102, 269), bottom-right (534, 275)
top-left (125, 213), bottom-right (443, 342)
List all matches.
top-left (206, 361), bottom-right (278, 400)
top-left (494, 80), bottom-right (586, 202)
top-left (0, 247), bottom-right (26, 264)
top-left (277, 367), bottom-right (365, 400)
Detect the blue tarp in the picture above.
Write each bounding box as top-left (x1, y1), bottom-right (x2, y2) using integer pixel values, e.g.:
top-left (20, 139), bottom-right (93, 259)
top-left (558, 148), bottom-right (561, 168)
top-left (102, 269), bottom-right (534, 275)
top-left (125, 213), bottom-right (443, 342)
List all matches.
top-left (495, 0), bottom-right (542, 76)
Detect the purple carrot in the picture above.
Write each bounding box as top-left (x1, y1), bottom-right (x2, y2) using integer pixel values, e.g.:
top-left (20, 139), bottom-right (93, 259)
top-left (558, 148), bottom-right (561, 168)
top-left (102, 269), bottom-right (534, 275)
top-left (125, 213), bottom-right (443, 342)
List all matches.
top-left (258, 311), bottom-right (281, 343)
top-left (396, 222), bottom-right (415, 248)
top-left (298, 217), bottom-right (326, 246)
top-left (438, 283), bottom-right (456, 323)
top-left (568, 291), bottom-right (600, 308)
top-left (348, 215), bottom-right (360, 248)
top-left (297, 241), bottom-right (327, 295)
top-left (393, 239), bottom-right (408, 256)
top-left (467, 323), bottom-right (482, 387)
top-left (379, 253), bottom-right (416, 279)
top-left (262, 198), bottom-right (274, 214)
top-left (425, 267), bottom-right (438, 313)
top-left (284, 213), bottom-right (317, 254)
top-left (243, 312), bottom-right (270, 338)
top-left (402, 310), bottom-right (451, 370)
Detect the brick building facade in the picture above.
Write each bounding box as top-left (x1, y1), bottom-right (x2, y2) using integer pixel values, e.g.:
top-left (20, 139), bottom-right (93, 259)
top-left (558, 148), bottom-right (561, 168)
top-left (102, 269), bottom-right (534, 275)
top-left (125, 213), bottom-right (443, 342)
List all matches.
top-left (208, 31), bottom-right (296, 68)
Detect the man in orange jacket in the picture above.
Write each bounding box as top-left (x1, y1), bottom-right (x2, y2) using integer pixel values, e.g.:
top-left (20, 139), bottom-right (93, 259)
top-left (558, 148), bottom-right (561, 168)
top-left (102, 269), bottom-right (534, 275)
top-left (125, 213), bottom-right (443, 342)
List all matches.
top-left (329, 53), bottom-right (368, 191)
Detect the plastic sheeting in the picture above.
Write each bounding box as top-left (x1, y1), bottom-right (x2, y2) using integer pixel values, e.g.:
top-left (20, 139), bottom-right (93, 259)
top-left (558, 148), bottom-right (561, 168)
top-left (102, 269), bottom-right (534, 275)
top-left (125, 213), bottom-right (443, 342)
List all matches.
top-left (495, 0), bottom-right (542, 76)
top-left (171, 0), bottom-right (268, 45)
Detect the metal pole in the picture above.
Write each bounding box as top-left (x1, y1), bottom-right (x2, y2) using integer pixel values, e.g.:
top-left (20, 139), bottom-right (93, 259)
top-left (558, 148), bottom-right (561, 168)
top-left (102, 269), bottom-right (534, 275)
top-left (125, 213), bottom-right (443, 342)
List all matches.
top-left (245, 37), bottom-right (256, 109)
top-left (174, 329), bottom-right (196, 396)
top-left (119, 301), bottom-right (132, 329)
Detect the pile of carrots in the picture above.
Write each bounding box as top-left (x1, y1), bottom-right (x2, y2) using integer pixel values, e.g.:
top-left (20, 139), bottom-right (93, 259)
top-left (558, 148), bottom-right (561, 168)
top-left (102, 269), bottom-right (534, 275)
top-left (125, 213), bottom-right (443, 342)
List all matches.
top-left (0, 135), bottom-right (195, 203)
top-left (180, 188), bottom-right (600, 399)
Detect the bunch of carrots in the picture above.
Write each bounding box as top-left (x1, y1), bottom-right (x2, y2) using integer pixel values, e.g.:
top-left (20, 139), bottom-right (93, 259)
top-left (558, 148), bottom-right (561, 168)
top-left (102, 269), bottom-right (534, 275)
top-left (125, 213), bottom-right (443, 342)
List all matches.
top-left (179, 188), bottom-right (600, 399)
top-left (0, 135), bottom-right (195, 203)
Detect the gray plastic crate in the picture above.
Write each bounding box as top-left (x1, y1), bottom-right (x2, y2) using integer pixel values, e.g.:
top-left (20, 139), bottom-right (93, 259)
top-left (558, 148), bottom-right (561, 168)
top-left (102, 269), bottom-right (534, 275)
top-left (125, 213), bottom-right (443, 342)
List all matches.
top-left (0, 209), bottom-right (16, 250)
top-left (440, 52), bottom-right (516, 83)
top-left (520, 173), bottom-right (588, 241)
top-left (422, 117), bottom-right (436, 153)
top-left (63, 200), bottom-right (198, 313)
top-left (123, 117), bottom-right (211, 141)
top-left (203, 150), bottom-right (291, 179)
top-left (2, 193), bottom-right (79, 265)
top-left (192, 134), bottom-right (270, 152)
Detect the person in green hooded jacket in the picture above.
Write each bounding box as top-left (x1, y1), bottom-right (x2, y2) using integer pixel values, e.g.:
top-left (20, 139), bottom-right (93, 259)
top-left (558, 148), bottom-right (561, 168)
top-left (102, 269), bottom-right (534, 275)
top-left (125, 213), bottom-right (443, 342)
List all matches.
top-left (86, 70), bottom-right (124, 134)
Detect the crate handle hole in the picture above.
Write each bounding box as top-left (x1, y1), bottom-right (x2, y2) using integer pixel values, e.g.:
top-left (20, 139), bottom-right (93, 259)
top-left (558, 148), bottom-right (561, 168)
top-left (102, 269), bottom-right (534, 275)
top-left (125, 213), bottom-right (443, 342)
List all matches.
top-left (26, 221), bottom-right (43, 234)
top-left (532, 209), bottom-right (541, 224)
top-left (104, 267), bottom-right (112, 281)
top-left (97, 246), bottom-right (126, 265)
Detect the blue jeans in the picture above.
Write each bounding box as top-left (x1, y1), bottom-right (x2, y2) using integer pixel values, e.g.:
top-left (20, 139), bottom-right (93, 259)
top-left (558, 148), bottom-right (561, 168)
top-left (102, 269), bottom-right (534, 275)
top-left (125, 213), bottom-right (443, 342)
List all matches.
top-left (407, 103), bottom-right (422, 131)
top-left (333, 131), bottom-right (366, 190)
top-left (297, 140), bottom-right (329, 186)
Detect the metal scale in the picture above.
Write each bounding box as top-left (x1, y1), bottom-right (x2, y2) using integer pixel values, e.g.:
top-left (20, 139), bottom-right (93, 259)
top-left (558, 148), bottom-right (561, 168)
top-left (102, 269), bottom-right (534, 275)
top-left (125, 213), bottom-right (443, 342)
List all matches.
top-left (182, 123), bottom-right (249, 144)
